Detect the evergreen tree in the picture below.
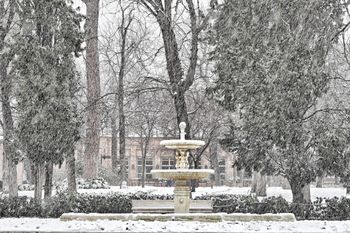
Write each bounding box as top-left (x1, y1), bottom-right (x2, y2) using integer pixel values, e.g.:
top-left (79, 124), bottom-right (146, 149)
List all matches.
top-left (15, 0), bottom-right (83, 203)
top-left (209, 0), bottom-right (349, 203)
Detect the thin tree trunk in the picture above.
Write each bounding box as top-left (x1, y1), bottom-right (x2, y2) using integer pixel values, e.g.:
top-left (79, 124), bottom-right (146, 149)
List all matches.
top-left (141, 147), bottom-right (146, 188)
top-left (210, 140), bottom-right (220, 186)
top-left (44, 161), bottom-right (53, 199)
top-left (111, 103), bottom-right (118, 173)
top-left (2, 154), bottom-right (8, 193)
top-left (66, 149), bottom-right (77, 194)
top-left (118, 6), bottom-right (130, 186)
top-left (82, 0), bottom-right (100, 180)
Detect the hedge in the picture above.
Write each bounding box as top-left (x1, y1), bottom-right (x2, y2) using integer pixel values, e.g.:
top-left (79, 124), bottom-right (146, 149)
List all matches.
top-left (1, 192), bottom-right (350, 220)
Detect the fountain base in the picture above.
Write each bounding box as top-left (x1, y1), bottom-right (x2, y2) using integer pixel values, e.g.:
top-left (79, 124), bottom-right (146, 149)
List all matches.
top-left (151, 169), bottom-right (214, 213)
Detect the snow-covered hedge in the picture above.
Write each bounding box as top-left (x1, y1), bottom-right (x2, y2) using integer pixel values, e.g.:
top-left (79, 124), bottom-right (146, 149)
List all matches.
top-left (18, 184), bottom-right (35, 191)
top-left (2, 193), bottom-right (350, 219)
top-left (0, 196), bottom-right (41, 218)
top-left (55, 177), bottom-right (110, 191)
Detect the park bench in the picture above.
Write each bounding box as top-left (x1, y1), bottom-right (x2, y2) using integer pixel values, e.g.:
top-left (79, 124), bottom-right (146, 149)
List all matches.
top-left (132, 200), bottom-right (213, 213)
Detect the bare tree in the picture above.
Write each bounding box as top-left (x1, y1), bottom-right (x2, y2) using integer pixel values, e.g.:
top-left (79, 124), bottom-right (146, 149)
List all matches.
top-left (129, 91), bottom-right (163, 187)
top-left (138, 0), bottom-right (211, 138)
top-left (100, 0), bottom-right (153, 184)
top-left (82, 0), bottom-right (101, 179)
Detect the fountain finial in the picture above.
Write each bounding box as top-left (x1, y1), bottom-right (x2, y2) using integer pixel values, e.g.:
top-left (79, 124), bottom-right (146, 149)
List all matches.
top-left (179, 122), bottom-right (186, 140)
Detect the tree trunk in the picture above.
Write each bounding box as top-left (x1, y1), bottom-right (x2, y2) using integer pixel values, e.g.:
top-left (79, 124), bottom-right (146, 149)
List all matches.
top-left (209, 140), bottom-right (220, 186)
top-left (316, 173), bottom-right (324, 188)
top-left (251, 170), bottom-right (257, 193)
top-left (190, 158), bottom-right (200, 192)
top-left (111, 104), bottom-right (118, 172)
top-left (255, 171), bottom-right (267, 197)
top-left (44, 161), bottom-right (53, 199)
top-left (118, 7), bottom-right (130, 186)
top-left (7, 159), bottom-right (17, 197)
top-left (66, 149), bottom-right (77, 194)
top-left (289, 179), bottom-right (310, 203)
top-left (173, 90), bottom-right (191, 138)
top-left (33, 163), bottom-right (44, 204)
top-left (1, 59), bottom-right (17, 197)
top-left (290, 182), bottom-right (304, 203)
top-left (2, 154), bottom-right (8, 193)
top-left (23, 158), bottom-right (32, 184)
top-left (302, 183), bottom-right (311, 202)
top-left (141, 152), bottom-right (146, 188)
top-left (239, 168), bottom-right (245, 187)
top-left (346, 185), bottom-right (350, 194)
top-left (83, 0), bottom-right (100, 180)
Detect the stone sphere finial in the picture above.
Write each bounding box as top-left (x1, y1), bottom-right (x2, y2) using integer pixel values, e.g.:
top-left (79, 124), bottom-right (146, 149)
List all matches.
top-left (179, 122), bottom-right (186, 140)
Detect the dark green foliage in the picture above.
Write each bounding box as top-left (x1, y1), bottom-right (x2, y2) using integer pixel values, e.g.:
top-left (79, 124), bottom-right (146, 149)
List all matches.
top-left (255, 196), bottom-right (290, 214)
top-left (208, 0), bottom-right (350, 203)
top-left (3, 193), bottom-right (350, 220)
top-left (15, 0), bottom-right (83, 167)
top-left (195, 194), bottom-right (257, 213)
top-left (44, 192), bottom-right (132, 218)
top-left (0, 196), bottom-right (42, 218)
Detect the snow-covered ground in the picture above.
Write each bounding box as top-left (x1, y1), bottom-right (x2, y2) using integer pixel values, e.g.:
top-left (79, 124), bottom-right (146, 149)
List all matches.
top-left (17, 185), bottom-right (347, 202)
top-left (0, 217), bottom-right (349, 232)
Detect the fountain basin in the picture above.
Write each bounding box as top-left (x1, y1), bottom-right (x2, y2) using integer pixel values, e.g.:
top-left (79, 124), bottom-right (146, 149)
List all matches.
top-left (151, 169), bottom-right (214, 180)
top-left (160, 139), bottom-right (205, 150)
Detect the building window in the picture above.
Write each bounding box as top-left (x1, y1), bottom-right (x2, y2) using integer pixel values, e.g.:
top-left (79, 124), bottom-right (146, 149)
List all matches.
top-left (219, 160), bottom-right (225, 183)
top-left (161, 157), bottom-right (175, 170)
top-left (137, 157), bottom-right (153, 180)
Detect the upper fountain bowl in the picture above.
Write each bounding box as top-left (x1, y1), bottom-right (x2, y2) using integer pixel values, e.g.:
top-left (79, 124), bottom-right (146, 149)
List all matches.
top-left (160, 139), bottom-right (205, 150)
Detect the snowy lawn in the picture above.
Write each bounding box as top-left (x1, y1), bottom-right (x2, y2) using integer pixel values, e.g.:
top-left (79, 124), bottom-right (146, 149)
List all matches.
top-left (0, 217), bottom-right (349, 232)
top-left (16, 186), bottom-right (348, 202)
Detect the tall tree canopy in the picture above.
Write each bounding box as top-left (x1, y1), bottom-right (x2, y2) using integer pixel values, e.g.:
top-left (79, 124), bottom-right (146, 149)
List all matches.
top-left (15, 0), bottom-right (83, 202)
top-left (209, 0), bottom-right (350, 203)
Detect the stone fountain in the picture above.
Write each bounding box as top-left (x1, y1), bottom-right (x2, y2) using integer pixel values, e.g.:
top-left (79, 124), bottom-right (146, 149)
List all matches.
top-left (60, 123), bottom-right (296, 222)
top-left (151, 122), bottom-right (214, 213)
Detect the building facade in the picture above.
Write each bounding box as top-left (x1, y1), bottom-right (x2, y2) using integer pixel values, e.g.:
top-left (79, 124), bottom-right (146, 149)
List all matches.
top-left (0, 136), bottom-right (236, 186)
top-left (97, 136), bottom-right (235, 186)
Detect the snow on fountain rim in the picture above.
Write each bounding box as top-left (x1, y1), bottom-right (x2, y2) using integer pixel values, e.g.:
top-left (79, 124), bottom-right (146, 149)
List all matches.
top-left (151, 169), bottom-right (214, 174)
top-left (160, 139), bottom-right (205, 146)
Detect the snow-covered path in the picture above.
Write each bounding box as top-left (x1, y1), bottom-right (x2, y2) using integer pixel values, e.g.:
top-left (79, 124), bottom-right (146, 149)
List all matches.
top-left (0, 218), bottom-right (348, 232)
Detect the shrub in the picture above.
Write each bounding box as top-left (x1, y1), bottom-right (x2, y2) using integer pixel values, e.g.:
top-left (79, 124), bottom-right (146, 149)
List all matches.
top-left (44, 192), bottom-right (132, 218)
top-left (195, 194), bottom-right (257, 213)
top-left (256, 196), bottom-right (290, 214)
top-left (4, 192), bottom-right (350, 220)
top-left (0, 196), bottom-right (42, 217)
top-left (55, 177), bottom-right (110, 192)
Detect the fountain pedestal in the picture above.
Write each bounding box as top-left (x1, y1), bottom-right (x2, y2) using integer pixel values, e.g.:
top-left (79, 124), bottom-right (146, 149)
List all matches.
top-left (174, 180), bottom-right (190, 213)
top-left (151, 169), bottom-right (214, 213)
